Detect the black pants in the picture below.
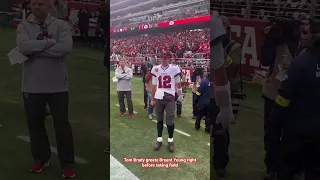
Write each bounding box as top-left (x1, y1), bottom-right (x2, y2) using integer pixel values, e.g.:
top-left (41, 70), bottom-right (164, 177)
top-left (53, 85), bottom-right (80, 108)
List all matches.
top-left (278, 131), bottom-right (320, 180)
top-left (264, 97), bottom-right (282, 173)
top-left (118, 91), bottom-right (133, 115)
top-left (143, 83), bottom-right (148, 108)
top-left (176, 101), bottom-right (182, 116)
top-left (195, 103), bottom-right (210, 129)
top-left (79, 27), bottom-right (88, 42)
top-left (192, 92), bottom-right (199, 117)
top-left (210, 99), bottom-right (230, 171)
top-left (23, 92), bottom-right (74, 168)
top-left (174, 93), bottom-right (182, 116)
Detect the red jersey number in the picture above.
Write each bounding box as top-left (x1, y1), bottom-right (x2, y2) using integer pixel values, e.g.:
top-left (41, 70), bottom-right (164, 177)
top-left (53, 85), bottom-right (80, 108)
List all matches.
top-left (158, 75), bottom-right (171, 88)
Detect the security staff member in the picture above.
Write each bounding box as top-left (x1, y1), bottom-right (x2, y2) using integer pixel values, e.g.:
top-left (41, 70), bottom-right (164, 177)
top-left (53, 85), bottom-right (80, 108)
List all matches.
top-left (260, 18), bottom-right (300, 179)
top-left (195, 68), bottom-right (210, 133)
top-left (191, 68), bottom-right (203, 119)
top-left (268, 20), bottom-right (320, 180)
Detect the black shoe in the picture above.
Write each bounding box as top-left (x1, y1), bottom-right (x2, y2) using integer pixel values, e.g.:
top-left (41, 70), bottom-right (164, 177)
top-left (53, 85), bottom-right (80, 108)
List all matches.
top-left (205, 127), bottom-right (210, 134)
top-left (154, 141), bottom-right (162, 151)
top-left (177, 114), bottom-right (181, 118)
top-left (262, 171), bottom-right (277, 180)
top-left (104, 147), bottom-right (110, 153)
top-left (168, 142), bottom-right (174, 153)
top-left (195, 124), bottom-right (200, 130)
top-left (215, 169), bottom-right (226, 178)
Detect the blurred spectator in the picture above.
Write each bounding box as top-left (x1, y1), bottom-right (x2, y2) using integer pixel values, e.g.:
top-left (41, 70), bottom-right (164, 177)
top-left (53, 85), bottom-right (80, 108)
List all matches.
top-left (21, 0), bottom-right (30, 19)
top-left (51, 0), bottom-right (71, 20)
top-left (97, 7), bottom-right (109, 40)
top-left (78, 7), bottom-right (91, 43)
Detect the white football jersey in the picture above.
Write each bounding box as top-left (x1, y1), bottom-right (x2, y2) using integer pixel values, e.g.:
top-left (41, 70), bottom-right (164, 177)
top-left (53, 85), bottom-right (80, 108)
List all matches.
top-left (151, 65), bottom-right (181, 98)
top-left (211, 11), bottom-right (225, 42)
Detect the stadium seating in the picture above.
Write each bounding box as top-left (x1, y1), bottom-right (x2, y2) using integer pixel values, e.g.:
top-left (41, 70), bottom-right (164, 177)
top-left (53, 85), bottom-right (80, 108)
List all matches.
top-left (211, 0), bottom-right (313, 19)
top-left (111, 1), bottom-right (209, 29)
top-left (73, 0), bottom-right (105, 3)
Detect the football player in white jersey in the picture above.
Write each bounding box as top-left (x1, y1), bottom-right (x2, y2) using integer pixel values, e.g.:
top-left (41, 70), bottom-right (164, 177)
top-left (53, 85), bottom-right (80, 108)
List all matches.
top-left (150, 54), bottom-right (183, 152)
top-left (211, 12), bottom-right (235, 177)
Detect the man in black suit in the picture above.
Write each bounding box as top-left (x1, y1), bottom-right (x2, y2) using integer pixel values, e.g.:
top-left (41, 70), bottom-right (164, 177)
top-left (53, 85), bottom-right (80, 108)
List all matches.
top-left (141, 57), bottom-right (149, 110)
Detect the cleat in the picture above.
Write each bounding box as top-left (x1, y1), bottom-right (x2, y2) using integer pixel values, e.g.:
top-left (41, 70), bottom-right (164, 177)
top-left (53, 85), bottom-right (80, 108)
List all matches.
top-left (129, 114), bottom-right (134, 119)
top-left (119, 112), bottom-right (126, 117)
top-left (148, 114), bottom-right (153, 120)
top-left (262, 171), bottom-right (277, 180)
top-left (29, 161), bottom-right (50, 173)
top-left (104, 147), bottom-right (110, 153)
top-left (62, 168), bottom-right (75, 178)
top-left (168, 142), bottom-right (174, 153)
top-left (154, 141), bottom-right (162, 151)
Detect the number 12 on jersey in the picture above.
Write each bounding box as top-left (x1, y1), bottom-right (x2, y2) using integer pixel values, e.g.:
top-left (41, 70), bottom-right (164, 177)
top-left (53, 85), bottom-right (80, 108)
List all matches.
top-left (158, 75), bottom-right (172, 88)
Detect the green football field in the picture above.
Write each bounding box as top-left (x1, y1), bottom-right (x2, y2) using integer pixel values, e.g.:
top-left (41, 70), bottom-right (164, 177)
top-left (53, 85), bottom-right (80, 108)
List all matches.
top-left (0, 27), bottom-right (267, 180)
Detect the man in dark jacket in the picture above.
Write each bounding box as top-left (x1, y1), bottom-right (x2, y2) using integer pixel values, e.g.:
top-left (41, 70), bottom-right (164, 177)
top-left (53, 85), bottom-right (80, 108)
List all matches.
top-left (195, 68), bottom-right (210, 133)
top-left (141, 57), bottom-right (149, 109)
top-left (269, 19), bottom-right (320, 180)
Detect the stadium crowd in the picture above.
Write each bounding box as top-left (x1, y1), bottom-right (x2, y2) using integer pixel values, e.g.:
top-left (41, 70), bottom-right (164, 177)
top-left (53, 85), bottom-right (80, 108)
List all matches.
top-left (110, 30), bottom-right (210, 60)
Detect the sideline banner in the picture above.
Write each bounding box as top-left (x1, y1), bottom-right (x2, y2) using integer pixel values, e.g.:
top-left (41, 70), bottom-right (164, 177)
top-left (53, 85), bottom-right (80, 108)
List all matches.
top-left (228, 18), bottom-right (268, 78)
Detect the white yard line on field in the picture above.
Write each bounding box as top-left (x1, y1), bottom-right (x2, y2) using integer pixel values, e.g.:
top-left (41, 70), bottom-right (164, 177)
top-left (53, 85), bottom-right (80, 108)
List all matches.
top-left (110, 154), bottom-right (140, 180)
top-left (16, 135), bottom-right (90, 164)
top-left (151, 120), bottom-right (191, 137)
top-left (114, 104), bottom-right (190, 137)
